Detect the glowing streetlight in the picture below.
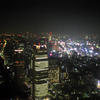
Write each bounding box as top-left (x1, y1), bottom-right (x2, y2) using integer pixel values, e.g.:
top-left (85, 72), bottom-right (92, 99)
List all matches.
top-left (43, 97), bottom-right (50, 100)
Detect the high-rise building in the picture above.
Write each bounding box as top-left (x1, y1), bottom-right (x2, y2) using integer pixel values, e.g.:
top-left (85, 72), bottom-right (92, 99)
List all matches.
top-left (34, 49), bottom-right (49, 99)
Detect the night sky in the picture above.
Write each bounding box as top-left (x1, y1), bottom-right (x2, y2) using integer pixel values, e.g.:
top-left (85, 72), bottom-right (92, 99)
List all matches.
top-left (0, 0), bottom-right (100, 34)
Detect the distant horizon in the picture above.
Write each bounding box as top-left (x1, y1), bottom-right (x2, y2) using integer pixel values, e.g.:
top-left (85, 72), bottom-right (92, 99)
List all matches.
top-left (0, 31), bottom-right (100, 35)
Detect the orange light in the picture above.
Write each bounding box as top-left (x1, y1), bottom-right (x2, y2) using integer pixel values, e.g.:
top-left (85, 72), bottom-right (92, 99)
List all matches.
top-left (15, 61), bottom-right (19, 63)
top-left (38, 43), bottom-right (40, 46)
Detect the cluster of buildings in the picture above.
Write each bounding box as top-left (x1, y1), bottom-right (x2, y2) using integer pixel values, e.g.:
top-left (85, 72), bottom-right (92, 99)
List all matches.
top-left (0, 32), bottom-right (100, 100)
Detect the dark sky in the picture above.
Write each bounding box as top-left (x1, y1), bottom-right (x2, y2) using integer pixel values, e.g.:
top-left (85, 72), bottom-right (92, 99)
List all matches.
top-left (0, 0), bottom-right (100, 34)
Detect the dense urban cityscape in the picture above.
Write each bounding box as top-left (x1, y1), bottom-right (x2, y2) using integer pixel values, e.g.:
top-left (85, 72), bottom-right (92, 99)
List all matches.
top-left (0, 0), bottom-right (100, 100)
top-left (0, 32), bottom-right (100, 100)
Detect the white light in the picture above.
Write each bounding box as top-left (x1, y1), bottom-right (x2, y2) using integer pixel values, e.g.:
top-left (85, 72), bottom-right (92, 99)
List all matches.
top-left (89, 50), bottom-right (93, 53)
top-left (52, 50), bottom-right (56, 52)
top-left (97, 80), bottom-right (100, 89)
top-left (74, 48), bottom-right (77, 51)
top-left (41, 45), bottom-right (44, 47)
top-left (91, 47), bottom-right (94, 50)
top-left (36, 56), bottom-right (48, 60)
top-left (7, 66), bottom-right (10, 69)
top-left (94, 53), bottom-right (98, 55)
top-left (14, 49), bottom-right (23, 52)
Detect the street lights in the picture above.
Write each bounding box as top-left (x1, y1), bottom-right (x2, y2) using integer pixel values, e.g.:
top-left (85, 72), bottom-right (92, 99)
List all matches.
top-left (43, 97), bottom-right (50, 100)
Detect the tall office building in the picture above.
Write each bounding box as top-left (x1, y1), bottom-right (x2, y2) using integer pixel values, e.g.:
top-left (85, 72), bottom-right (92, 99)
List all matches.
top-left (34, 50), bottom-right (49, 100)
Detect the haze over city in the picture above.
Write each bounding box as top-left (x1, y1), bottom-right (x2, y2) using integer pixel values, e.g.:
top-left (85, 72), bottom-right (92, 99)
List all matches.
top-left (0, 0), bottom-right (100, 33)
top-left (1, 1), bottom-right (100, 100)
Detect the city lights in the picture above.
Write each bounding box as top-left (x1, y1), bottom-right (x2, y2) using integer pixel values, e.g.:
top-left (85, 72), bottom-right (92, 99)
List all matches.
top-left (97, 80), bottom-right (100, 89)
top-left (0, 32), bottom-right (100, 100)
